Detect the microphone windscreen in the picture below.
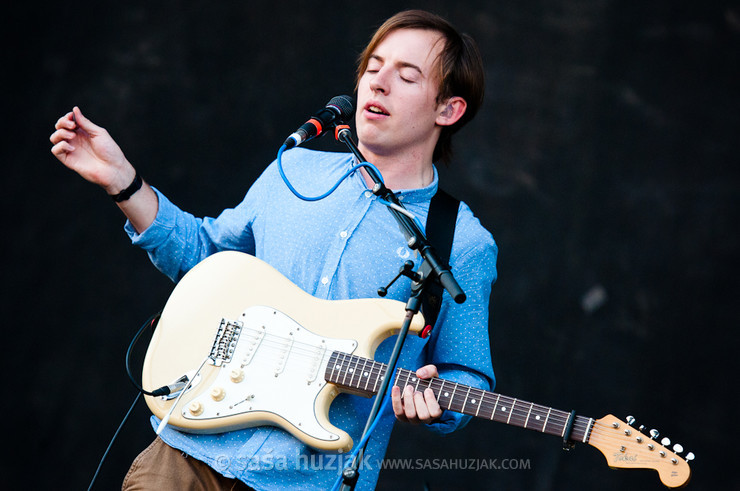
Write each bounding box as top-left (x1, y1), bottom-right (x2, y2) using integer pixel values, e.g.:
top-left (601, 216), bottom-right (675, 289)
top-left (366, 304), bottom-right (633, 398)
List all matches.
top-left (328, 95), bottom-right (355, 122)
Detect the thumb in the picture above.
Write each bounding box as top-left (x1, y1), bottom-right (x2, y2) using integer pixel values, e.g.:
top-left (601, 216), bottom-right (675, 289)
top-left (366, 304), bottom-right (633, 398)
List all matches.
top-left (416, 365), bottom-right (439, 379)
top-left (72, 106), bottom-right (102, 136)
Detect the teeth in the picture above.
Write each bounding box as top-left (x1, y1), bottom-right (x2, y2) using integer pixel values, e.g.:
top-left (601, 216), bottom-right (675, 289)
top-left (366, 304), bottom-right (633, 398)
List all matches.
top-left (368, 106), bottom-right (385, 114)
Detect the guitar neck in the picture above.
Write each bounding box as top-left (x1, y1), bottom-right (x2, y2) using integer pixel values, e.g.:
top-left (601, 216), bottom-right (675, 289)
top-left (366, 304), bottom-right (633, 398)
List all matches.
top-left (325, 351), bottom-right (594, 445)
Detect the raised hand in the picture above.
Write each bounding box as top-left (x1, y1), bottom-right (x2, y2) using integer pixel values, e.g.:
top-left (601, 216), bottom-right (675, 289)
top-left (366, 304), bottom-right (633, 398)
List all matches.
top-left (50, 106), bottom-right (136, 195)
top-left (50, 107), bottom-right (158, 233)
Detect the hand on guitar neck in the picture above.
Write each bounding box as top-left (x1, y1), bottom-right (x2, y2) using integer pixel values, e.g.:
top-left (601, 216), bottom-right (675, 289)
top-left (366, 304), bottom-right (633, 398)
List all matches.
top-left (391, 365), bottom-right (443, 424)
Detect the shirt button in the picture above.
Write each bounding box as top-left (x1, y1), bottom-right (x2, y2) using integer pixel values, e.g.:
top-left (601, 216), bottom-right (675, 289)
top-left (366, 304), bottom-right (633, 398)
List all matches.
top-left (321, 277), bottom-right (329, 285)
top-left (339, 230), bottom-right (348, 238)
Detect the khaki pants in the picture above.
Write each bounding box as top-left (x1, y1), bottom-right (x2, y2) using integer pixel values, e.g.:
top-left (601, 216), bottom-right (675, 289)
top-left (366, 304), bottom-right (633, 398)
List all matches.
top-left (122, 437), bottom-right (254, 491)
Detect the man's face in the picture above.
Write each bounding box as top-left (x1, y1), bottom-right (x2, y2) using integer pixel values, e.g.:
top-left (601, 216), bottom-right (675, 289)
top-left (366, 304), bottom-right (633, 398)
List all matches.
top-left (356, 28), bottom-right (447, 162)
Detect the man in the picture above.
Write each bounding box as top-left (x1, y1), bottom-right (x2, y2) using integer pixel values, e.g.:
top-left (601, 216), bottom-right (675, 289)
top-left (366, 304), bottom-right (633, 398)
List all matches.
top-left (51, 10), bottom-right (497, 490)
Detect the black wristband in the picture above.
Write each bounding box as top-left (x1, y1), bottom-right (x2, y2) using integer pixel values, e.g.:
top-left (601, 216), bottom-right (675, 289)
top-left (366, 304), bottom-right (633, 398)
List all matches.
top-left (110, 173), bottom-right (143, 202)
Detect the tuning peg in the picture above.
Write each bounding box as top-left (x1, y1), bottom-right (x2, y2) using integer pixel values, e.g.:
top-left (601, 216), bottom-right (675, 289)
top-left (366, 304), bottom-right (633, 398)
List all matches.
top-left (650, 429), bottom-right (660, 440)
top-left (685, 452), bottom-right (695, 462)
top-left (661, 437), bottom-right (671, 446)
top-left (639, 424), bottom-right (647, 432)
top-left (673, 443), bottom-right (684, 454)
top-left (626, 415), bottom-right (636, 426)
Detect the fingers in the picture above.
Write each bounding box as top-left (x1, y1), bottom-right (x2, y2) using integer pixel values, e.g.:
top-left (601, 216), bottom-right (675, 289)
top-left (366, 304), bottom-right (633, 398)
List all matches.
top-left (72, 106), bottom-right (102, 135)
top-left (51, 110), bottom-right (80, 158)
top-left (55, 111), bottom-right (76, 131)
top-left (50, 127), bottom-right (77, 145)
top-left (51, 140), bottom-right (75, 157)
top-left (415, 364), bottom-right (439, 379)
top-left (391, 386), bottom-right (407, 422)
top-left (392, 384), bottom-right (442, 424)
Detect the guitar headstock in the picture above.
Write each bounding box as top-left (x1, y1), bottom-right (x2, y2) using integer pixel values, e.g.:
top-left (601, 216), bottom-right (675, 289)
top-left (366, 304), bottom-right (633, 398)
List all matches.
top-left (588, 414), bottom-right (692, 488)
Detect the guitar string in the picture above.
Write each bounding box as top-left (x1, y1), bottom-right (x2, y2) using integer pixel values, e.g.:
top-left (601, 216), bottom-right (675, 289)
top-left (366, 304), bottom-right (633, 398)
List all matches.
top-left (331, 354), bottom-right (581, 432)
top-left (202, 327), bottom-right (684, 461)
top-left (380, 368), bottom-right (685, 465)
top-left (331, 354), bottom-right (686, 460)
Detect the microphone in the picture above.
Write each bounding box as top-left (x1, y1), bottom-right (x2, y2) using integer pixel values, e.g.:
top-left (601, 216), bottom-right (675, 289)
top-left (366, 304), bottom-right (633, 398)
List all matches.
top-left (283, 95), bottom-right (354, 149)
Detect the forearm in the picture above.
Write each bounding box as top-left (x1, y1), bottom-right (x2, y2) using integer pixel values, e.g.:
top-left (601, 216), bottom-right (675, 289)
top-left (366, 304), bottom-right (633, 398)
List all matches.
top-left (116, 180), bottom-right (159, 234)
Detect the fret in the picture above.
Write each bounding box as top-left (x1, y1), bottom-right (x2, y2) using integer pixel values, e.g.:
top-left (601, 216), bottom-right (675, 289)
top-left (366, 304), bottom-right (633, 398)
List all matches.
top-left (324, 350), bottom-right (590, 446)
top-left (473, 387), bottom-right (483, 417)
top-left (326, 352), bottom-right (337, 383)
top-left (348, 356), bottom-right (360, 388)
top-left (506, 398), bottom-right (518, 425)
top-left (448, 382), bottom-right (459, 412)
top-left (337, 352), bottom-right (350, 387)
top-left (410, 373), bottom-right (421, 391)
top-left (524, 404), bottom-right (550, 433)
top-left (542, 407), bottom-right (552, 433)
top-left (360, 358), bottom-right (371, 392)
top-left (396, 369), bottom-right (412, 391)
top-left (491, 395), bottom-right (512, 424)
top-left (489, 393), bottom-right (500, 420)
top-left (544, 408), bottom-right (569, 437)
top-left (523, 402), bottom-right (533, 429)
top-left (433, 379), bottom-right (444, 403)
top-left (371, 359), bottom-right (382, 394)
top-left (460, 386), bottom-right (472, 414)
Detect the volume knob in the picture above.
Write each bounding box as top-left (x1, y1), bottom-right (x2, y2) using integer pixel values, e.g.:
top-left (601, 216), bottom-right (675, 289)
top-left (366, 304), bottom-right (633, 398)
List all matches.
top-left (230, 369), bottom-right (245, 383)
top-left (188, 401), bottom-right (203, 416)
top-left (210, 387), bottom-right (226, 401)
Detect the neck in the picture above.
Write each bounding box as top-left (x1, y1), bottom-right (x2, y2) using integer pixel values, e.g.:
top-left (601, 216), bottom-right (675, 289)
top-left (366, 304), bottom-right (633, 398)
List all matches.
top-left (356, 143), bottom-right (435, 191)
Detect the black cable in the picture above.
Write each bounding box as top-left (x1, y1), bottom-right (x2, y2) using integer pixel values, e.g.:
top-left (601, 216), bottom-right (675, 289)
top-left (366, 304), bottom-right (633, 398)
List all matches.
top-left (125, 311), bottom-right (175, 397)
top-left (88, 311), bottom-right (166, 490)
top-left (87, 391), bottom-right (142, 491)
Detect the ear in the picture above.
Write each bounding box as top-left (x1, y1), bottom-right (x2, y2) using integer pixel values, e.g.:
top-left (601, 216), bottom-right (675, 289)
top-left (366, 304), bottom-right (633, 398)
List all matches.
top-left (435, 96), bottom-right (467, 127)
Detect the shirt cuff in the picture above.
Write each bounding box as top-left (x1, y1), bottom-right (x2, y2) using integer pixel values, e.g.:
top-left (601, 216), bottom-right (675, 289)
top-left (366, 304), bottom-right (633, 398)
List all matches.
top-left (123, 186), bottom-right (176, 250)
top-left (424, 368), bottom-right (491, 435)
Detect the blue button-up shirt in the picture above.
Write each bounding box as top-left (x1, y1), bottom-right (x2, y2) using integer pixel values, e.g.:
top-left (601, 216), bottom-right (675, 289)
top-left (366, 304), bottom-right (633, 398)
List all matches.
top-left (126, 148), bottom-right (498, 490)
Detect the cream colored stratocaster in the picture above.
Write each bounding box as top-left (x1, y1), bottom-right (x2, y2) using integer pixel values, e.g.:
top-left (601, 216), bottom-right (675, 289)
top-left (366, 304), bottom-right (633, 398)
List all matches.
top-left (143, 251), bottom-right (692, 488)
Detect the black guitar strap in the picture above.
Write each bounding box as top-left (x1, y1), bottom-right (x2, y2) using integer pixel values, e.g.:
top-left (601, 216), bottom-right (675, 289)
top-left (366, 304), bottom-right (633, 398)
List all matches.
top-left (420, 188), bottom-right (460, 330)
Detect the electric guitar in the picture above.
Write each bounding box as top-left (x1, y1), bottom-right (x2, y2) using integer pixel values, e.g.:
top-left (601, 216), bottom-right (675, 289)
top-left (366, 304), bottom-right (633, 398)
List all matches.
top-left (142, 251), bottom-right (692, 488)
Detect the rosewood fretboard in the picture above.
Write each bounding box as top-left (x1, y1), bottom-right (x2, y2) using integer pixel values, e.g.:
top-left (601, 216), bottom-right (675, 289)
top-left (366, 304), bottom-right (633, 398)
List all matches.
top-left (325, 351), bottom-right (594, 444)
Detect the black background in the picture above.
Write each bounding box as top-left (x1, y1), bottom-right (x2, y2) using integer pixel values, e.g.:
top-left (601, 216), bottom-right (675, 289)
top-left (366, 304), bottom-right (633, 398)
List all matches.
top-left (5, 1), bottom-right (738, 489)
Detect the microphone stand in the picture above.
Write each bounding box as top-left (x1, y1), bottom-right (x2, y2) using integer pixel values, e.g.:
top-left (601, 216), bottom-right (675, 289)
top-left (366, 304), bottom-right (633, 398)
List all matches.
top-left (335, 127), bottom-right (466, 491)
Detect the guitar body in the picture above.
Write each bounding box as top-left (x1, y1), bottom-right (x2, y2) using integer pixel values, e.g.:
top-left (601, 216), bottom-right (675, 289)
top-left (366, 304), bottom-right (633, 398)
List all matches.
top-left (142, 251), bottom-right (423, 453)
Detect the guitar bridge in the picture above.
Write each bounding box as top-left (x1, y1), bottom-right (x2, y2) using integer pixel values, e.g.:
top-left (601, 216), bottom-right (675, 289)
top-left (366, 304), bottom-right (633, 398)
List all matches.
top-left (209, 318), bottom-right (243, 366)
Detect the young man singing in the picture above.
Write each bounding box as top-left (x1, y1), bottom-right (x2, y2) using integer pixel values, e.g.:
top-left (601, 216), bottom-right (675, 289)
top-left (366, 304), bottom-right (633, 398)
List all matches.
top-left (51, 10), bottom-right (498, 490)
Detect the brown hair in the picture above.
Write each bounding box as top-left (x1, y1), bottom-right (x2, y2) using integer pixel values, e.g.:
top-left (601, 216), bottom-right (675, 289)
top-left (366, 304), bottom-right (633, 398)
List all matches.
top-left (356, 10), bottom-right (485, 164)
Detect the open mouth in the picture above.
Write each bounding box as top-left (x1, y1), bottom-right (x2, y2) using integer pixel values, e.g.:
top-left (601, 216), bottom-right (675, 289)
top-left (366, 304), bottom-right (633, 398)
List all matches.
top-left (365, 104), bottom-right (389, 116)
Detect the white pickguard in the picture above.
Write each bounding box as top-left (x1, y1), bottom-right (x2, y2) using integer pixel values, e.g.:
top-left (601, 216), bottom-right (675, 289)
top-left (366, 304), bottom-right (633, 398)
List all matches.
top-left (180, 306), bottom-right (358, 443)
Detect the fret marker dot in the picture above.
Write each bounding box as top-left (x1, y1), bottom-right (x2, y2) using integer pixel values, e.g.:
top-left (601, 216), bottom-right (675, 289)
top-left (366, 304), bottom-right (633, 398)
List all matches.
top-left (502, 407), bottom-right (507, 412)
top-left (536, 415), bottom-right (541, 420)
top-left (444, 392), bottom-right (449, 397)
top-left (349, 368), bottom-right (354, 373)
top-left (471, 399), bottom-right (476, 404)
top-left (363, 372), bottom-right (368, 377)
top-left (335, 364), bottom-right (341, 370)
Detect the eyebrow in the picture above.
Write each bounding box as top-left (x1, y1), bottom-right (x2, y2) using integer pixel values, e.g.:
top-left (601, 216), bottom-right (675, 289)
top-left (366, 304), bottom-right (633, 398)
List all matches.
top-left (369, 54), bottom-right (424, 76)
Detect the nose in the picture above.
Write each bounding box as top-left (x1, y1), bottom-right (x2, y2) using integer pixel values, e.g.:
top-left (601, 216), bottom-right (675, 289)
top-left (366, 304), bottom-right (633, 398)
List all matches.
top-left (369, 67), bottom-right (390, 94)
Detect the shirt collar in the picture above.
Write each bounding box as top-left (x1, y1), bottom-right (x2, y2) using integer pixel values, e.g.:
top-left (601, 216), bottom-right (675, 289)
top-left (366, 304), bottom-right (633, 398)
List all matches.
top-left (348, 155), bottom-right (439, 204)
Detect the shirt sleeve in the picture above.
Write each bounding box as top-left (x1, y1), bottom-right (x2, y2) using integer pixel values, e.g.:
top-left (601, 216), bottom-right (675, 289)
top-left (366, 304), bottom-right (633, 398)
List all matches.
top-left (124, 185), bottom-right (259, 282)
